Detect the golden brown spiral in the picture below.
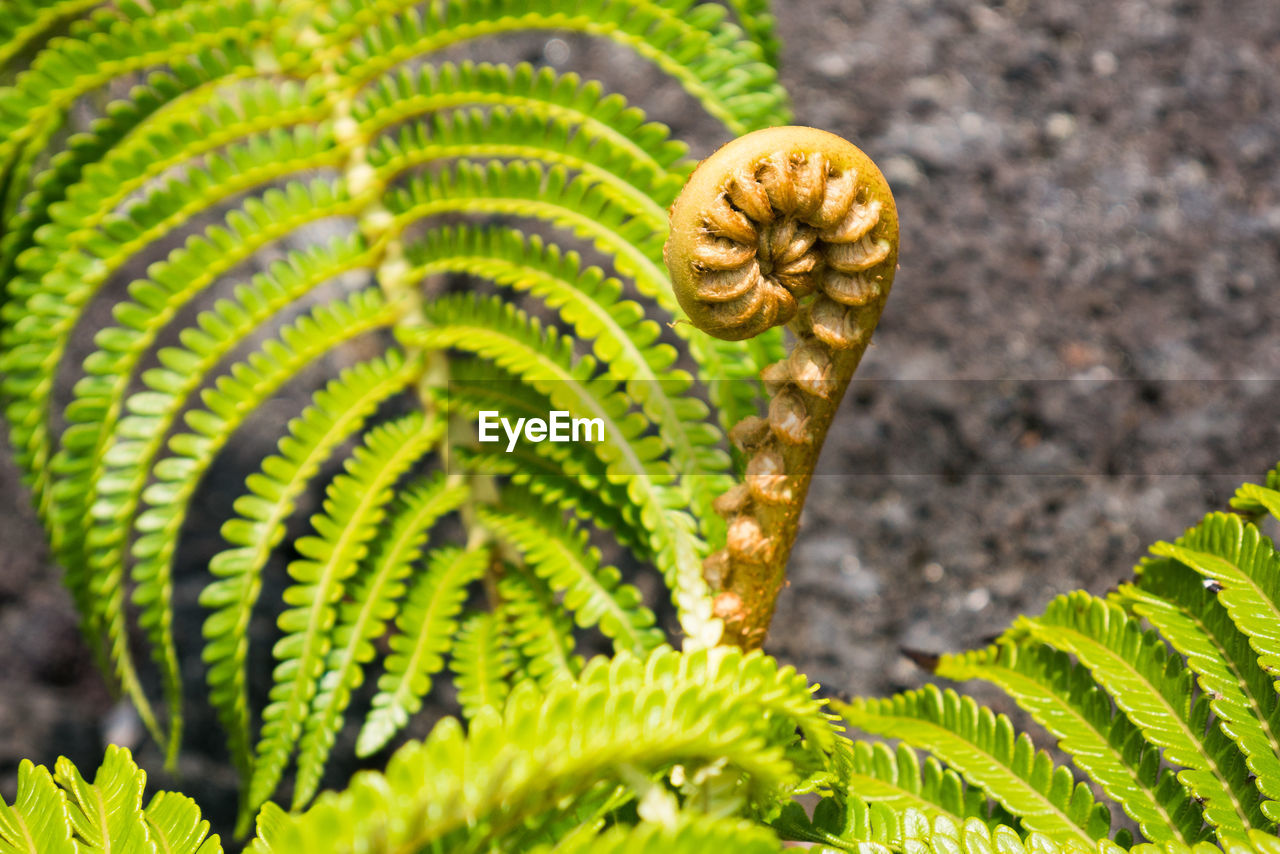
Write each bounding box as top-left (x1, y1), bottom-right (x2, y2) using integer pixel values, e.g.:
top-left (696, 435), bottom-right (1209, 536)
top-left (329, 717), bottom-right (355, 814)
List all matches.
top-left (664, 126), bottom-right (899, 649)
top-left (664, 126), bottom-right (897, 346)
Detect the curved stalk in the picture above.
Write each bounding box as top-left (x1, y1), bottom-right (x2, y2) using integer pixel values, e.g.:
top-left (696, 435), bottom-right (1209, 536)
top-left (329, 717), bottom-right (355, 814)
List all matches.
top-left (664, 126), bottom-right (899, 648)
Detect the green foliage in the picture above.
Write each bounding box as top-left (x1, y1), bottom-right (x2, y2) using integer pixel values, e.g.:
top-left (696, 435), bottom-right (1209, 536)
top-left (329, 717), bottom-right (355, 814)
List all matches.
top-left (0, 0), bottom-right (785, 827)
top-left (0, 746), bottom-right (221, 854)
top-left (246, 645), bottom-right (836, 853)
top-left (914, 492), bottom-right (1280, 850)
top-left (5, 3), bottom-right (1280, 854)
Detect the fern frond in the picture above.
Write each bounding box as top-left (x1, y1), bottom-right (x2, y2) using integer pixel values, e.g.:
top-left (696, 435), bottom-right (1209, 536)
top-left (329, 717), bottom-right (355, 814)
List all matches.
top-left (353, 60), bottom-right (691, 179)
top-left (250, 647), bottom-right (836, 853)
top-left (0, 59), bottom-right (156, 279)
top-left (202, 349), bottom-right (422, 784)
top-left (452, 609), bottom-right (519, 720)
top-left (479, 492), bottom-right (663, 655)
top-left (371, 107), bottom-right (677, 225)
top-left (406, 225), bottom-right (732, 530)
top-left (497, 571), bottom-right (584, 689)
top-left (937, 641), bottom-right (1208, 845)
top-left (401, 292), bottom-right (719, 646)
top-left (826, 740), bottom-right (1016, 831)
top-left (118, 289), bottom-right (399, 762)
top-left (291, 474), bottom-right (469, 806)
top-left (387, 157), bottom-right (777, 433)
top-left (0, 1), bottom-right (270, 218)
top-left (335, 0), bottom-right (790, 134)
top-left (248, 412), bottom-right (441, 819)
top-left (1007, 591), bottom-right (1265, 837)
top-left (0, 747), bottom-right (220, 854)
top-left (357, 545), bottom-right (490, 758)
top-left (1148, 513), bottom-right (1280, 687)
top-left (5, 173), bottom-right (351, 536)
top-left (1118, 558), bottom-right (1280, 821)
top-left (11, 75), bottom-right (328, 285)
top-left (837, 684), bottom-right (1113, 846)
top-left (446, 358), bottom-right (652, 560)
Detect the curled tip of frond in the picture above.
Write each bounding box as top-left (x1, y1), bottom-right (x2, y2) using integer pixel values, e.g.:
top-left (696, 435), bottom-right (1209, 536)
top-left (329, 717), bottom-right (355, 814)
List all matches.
top-left (663, 126), bottom-right (898, 343)
top-left (665, 128), bottom-right (899, 649)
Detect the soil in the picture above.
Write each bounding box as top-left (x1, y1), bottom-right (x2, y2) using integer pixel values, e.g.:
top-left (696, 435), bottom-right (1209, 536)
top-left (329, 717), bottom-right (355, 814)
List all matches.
top-left (1, 0), bottom-right (1278, 845)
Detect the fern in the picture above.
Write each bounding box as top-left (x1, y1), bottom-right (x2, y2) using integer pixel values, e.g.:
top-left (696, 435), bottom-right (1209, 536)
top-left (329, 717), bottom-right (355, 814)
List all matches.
top-left (905, 496), bottom-right (1280, 850)
top-left (357, 545), bottom-right (490, 757)
top-left (247, 646), bottom-right (835, 852)
top-left (0, 747), bottom-right (221, 854)
top-left (6, 4), bottom-right (1280, 854)
top-left (0, 0), bottom-right (788, 822)
top-left (839, 685), bottom-right (1115, 846)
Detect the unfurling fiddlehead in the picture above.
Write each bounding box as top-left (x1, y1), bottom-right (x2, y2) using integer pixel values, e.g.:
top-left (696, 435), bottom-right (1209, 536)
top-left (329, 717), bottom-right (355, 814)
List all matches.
top-left (665, 126), bottom-right (898, 648)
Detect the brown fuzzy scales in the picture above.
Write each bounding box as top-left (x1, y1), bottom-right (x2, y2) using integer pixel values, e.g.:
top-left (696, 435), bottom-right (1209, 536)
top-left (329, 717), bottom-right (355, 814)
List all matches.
top-left (664, 127), bottom-right (899, 649)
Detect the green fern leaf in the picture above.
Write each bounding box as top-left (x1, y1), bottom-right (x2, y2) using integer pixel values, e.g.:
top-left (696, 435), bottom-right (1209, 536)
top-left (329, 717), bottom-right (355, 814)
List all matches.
top-left (247, 412), bottom-right (441, 819)
top-left (387, 157), bottom-right (777, 432)
top-left (250, 647), bottom-right (836, 852)
top-left (839, 740), bottom-right (1016, 828)
top-left (334, 0), bottom-right (790, 134)
top-left (723, 0), bottom-right (781, 65)
top-left (1, 748), bottom-right (220, 854)
top-left (1232, 483), bottom-right (1280, 522)
top-left (406, 225), bottom-right (732, 530)
top-left (352, 61), bottom-right (691, 180)
top-left (1006, 591), bottom-right (1265, 837)
top-left (497, 571), bottom-right (584, 689)
top-left (1117, 558), bottom-right (1280, 821)
top-left (357, 545), bottom-right (490, 758)
top-left (452, 610), bottom-right (519, 720)
top-left (401, 292), bottom-right (719, 645)
top-left (142, 791), bottom-right (223, 854)
top-left (291, 474), bottom-right (470, 808)
top-left (0, 0), bottom-right (99, 74)
top-left (371, 107), bottom-right (679, 225)
top-left (776, 738), bottom-right (1017, 850)
top-left (936, 641), bottom-right (1208, 845)
top-left (1148, 513), bottom-right (1280, 687)
top-left (0, 761), bottom-right (75, 854)
top-left (837, 684), bottom-right (1113, 846)
top-left (446, 359), bottom-right (652, 560)
top-left (478, 492), bottom-right (664, 654)
top-left (200, 346), bottom-right (421, 786)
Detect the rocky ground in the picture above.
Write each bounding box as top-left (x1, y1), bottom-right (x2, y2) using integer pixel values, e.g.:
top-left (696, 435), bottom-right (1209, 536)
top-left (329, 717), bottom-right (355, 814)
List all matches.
top-left (1, 0), bottom-right (1278, 843)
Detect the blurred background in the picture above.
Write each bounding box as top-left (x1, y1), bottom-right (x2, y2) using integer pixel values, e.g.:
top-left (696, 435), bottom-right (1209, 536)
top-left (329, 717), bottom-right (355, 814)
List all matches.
top-left (1, 0), bottom-right (1278, 837)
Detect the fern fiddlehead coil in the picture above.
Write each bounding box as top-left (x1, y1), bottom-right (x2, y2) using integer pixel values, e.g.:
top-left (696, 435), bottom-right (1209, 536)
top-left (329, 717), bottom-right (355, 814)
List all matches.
top-left (664, 126), bottom-right (898, 648)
